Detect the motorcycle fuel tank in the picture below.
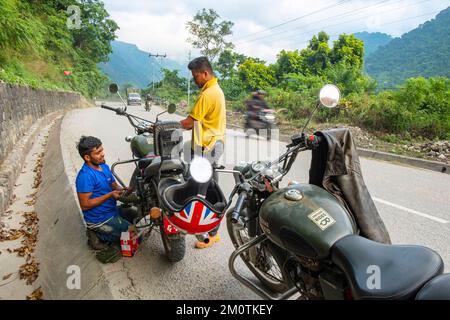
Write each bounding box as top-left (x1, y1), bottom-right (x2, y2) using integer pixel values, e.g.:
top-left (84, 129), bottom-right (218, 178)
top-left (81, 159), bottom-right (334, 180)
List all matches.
top-left (130, 134), bottom-right (154, 158)
top-left (259, 183), bottom-right (357, 260)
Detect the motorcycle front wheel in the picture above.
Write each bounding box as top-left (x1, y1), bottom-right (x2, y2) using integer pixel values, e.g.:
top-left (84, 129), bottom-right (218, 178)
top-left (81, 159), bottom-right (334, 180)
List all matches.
top-left (226, 209), bottom-right (293, 293)
top-left (160, 223), bottom-right (186, 263)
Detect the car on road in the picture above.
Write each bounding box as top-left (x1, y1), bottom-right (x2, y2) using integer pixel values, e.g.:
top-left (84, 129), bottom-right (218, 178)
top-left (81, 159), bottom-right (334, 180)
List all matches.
top-left (127, 93), bottom-right (142, 106)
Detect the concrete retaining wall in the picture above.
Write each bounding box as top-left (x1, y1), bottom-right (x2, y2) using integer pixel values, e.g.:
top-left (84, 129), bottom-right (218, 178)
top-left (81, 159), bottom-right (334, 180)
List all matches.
top-left (0, 83), bottom-right (91, 216)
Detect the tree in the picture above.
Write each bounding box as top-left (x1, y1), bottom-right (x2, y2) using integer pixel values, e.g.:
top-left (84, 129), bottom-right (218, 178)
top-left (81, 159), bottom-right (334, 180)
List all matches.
top-left (300, 31), bottom-right (331, 76)
top-left (186, 8), bottom-right (234, 61)
top-left (215, 49), bottom-right (247, 79)
top-left (331, 34), bottom-right (364, 70)
top-left (71, 0), bottom-right (119, 63)
top-left (238, 58), bottom-right (276, 91)
top-left (274, 49), bottom-right (304, 80)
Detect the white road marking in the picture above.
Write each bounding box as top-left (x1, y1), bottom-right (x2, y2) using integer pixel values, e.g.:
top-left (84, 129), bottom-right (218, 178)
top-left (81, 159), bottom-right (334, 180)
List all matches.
top-left (373, 197), bottom-right (449, 224)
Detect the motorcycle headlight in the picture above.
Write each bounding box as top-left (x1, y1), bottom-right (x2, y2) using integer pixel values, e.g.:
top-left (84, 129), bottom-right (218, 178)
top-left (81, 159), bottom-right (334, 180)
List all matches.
top-left (190, 156), bottom-right (213, 183)
top-left (265, 115), bottom-right (275, 120)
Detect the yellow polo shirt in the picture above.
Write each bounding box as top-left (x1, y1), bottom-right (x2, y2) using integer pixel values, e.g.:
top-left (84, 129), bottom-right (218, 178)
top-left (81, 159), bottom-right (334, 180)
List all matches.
top-left (189, 77), bottom-right (226, 151)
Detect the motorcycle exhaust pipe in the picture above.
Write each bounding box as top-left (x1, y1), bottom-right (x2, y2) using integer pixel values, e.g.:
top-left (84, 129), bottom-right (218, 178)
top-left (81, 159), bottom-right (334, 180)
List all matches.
top-left (195, 233), bottom-right (210, 244)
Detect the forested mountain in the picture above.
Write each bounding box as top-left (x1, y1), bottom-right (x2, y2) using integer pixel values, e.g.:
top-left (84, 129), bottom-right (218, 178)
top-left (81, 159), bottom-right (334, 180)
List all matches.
top-left (364, 7), bottom-right (450, 89)
top-left (98, 41), bottom-right (189, 88)
top-left (353, 31), bottom-right (393, 56)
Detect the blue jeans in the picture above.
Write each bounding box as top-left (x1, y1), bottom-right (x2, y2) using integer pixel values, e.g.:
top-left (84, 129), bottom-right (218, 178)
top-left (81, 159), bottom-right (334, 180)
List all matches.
top-left (94, 207), bottom-right (131, 244)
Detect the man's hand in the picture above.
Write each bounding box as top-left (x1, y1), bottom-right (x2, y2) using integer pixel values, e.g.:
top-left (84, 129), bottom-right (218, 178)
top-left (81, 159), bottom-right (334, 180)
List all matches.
top-left (180, 116), bottom-right (195, 129)
top-left (110, 190), bottom-right (123, 200)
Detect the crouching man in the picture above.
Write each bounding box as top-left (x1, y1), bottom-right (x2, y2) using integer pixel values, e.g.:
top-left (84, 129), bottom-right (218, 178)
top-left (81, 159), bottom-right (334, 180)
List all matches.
top-left (75, 136), bottom-right (133, 254)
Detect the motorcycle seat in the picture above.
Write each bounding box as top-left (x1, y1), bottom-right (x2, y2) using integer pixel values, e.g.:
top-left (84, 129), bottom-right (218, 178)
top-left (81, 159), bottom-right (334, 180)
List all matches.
top-left (138, 156), bottom-right (157, 170)
top-left (161, 178), bottom-right (226, 213)
top-left (143, 157), bottom-right (184, 178)
top-left (331, 235), bottom-right (443, 300)
top-left (415, 273), bottom-right (450, 300)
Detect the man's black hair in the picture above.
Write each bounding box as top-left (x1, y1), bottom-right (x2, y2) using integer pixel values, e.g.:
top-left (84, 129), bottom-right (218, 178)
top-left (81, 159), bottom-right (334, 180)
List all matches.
top-left (77, 136), bottom-right (102, 159)
top-left (188, 56), bottom-right (213, 73)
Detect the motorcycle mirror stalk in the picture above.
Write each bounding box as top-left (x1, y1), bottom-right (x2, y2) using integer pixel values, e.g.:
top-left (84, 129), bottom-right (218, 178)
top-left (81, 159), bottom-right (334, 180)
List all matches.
top-left (289, 84), bottom-right (341, 147)
top-left (109, 83), bottom-right (128, 112)
top-left (156, 103), bottom-right (177, 122)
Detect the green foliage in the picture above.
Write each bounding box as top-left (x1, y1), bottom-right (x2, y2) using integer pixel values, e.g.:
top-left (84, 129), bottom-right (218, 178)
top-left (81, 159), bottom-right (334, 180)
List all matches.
top-left (186, 8), bottom-right (234, 61)
top-left (215, 49), bottom-right (247, 79)
top-left (237, 58), bottom-right (276, 91)
top-left (330, 34), bottom-right (364, 70)
top-left (347, 77), bottom-right (450, 139)
top-left (0, 0), bottom-right (118, 98)
top-left (143, 68), bottom-right (190, 104)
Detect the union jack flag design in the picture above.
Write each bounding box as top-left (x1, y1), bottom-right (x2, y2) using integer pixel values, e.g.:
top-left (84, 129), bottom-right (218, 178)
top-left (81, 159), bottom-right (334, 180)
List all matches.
top-left (168, 200), bottom-right (224, 234)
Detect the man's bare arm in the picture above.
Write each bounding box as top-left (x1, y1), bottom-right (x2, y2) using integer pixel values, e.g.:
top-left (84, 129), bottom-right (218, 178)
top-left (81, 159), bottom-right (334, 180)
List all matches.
top-left (77, 191), bottom-right (121, 211)
top-left (180, 116), bottom-right (195, 129)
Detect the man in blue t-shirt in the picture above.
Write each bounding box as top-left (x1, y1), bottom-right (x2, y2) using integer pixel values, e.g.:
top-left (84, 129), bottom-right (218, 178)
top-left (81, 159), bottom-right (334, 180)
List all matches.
top-left (75, 136), bottom-right (131, 250)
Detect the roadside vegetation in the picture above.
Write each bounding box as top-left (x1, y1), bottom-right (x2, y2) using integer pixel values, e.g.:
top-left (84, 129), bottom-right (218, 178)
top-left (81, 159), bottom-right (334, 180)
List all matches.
top-left (0, 0), bottom-right (118, 98)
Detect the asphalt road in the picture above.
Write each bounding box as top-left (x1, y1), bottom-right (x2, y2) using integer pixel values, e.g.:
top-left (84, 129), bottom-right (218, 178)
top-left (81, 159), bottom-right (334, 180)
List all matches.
top-left (59, 101), bottom-right (450, 299)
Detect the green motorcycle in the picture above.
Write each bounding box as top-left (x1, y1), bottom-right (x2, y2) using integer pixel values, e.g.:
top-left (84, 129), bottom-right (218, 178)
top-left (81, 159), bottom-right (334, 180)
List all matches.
top-left (205, 84), bottom-right (450, 300)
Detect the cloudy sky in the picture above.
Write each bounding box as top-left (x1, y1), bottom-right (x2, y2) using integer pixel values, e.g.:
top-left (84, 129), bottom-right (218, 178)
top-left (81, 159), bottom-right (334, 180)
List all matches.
top-left (102, 0), bottom-right (450, 63)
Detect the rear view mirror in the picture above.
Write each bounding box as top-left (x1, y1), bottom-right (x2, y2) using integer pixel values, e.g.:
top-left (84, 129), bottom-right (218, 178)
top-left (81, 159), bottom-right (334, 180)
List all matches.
top-left (109, 83), bottom-right (119, 94)
top-left (168, 103), bottom-right (176, 114)
top-left (319, 84), bottom-right (340, 108)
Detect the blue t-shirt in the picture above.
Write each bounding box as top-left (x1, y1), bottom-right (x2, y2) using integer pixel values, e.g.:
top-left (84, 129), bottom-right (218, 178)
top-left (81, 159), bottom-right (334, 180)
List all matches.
top-left (75, 163), bottom-right (117, 224)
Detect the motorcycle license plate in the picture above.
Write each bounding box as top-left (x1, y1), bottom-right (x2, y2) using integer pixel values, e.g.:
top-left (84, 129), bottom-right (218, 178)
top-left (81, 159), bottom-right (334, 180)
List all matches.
top-left (163, 217), bottom-right (179, 235)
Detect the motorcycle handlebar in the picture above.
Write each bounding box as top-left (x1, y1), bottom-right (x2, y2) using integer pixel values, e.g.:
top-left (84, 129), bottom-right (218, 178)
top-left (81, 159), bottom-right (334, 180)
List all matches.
top-left (101, 104), bottom-right (125, 115)
top-left (230, 192), bottom-right (247, 224)
top-left (287, 133), bottom-right (322, 149)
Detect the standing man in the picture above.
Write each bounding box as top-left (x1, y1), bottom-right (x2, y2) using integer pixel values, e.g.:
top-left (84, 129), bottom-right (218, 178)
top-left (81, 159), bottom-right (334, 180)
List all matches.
top-left (180, 56), bottom-right (226, 249)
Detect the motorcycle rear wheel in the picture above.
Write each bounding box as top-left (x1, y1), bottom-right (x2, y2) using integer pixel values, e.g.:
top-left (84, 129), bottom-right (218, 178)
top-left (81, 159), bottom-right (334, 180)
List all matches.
top-left (160, 224), bottom-right (186, 263)
top-left (226, 209), bottom-right (293, 293)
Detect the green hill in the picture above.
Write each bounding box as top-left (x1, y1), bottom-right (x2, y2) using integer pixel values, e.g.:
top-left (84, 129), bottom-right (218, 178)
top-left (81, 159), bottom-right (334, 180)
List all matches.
top-left (353, 31), bottom-right (393, 57)
top-left (365, 7), bottom-right (450, 89)
top-left (0, 0), bottom-right (118, 97)
top-left (98, 41), bottom-right (189, 88)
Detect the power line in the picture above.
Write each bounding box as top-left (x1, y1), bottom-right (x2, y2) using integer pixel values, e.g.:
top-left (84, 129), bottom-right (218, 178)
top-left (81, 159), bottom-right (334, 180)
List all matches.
top-left (235, 0), bottom-right (398, 45)
top-left (271, 0), bottom-right (434, 48)
top-left (149, 53), bottom-right (166, 91)
top-left (269, 9), bottom-right (442, 51)
top-left (232, 0), bottom-right (351, 41)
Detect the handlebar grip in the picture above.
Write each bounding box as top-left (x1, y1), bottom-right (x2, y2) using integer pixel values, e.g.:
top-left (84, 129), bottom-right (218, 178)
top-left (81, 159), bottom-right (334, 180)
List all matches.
top-left (101, 104), bottom-right (118, 112)
top-left (230, 192), bottom-right (247, 224)
top-left (306, 134), bottom-right (323, 149)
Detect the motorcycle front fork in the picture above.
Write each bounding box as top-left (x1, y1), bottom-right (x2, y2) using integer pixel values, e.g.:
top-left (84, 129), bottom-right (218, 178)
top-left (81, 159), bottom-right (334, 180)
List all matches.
top-left (228, 234), bottom-right (300, 300)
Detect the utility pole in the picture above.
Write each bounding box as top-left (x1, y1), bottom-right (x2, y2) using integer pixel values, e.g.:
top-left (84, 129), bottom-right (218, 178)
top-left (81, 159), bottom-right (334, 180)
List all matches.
top-left (187, 50), bottom-right (191, 109)
top-left (149, 53), bottom-right (166, 93)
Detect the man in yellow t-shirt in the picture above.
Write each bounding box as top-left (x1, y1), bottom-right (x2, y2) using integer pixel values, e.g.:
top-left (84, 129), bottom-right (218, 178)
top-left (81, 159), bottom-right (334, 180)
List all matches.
top-left (180, 56), bottom-right (226, 249)
top-left (180, 56), bottom-right (226, 171)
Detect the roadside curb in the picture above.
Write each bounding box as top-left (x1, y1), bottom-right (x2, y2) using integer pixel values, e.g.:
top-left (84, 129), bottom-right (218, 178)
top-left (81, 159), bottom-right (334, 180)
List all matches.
top-left (35, 116), bottom-right (113, 299)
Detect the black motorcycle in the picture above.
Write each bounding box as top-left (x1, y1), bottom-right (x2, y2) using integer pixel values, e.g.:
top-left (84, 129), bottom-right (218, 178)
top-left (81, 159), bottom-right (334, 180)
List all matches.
top-left (101, 84), bottom-right (226, 262)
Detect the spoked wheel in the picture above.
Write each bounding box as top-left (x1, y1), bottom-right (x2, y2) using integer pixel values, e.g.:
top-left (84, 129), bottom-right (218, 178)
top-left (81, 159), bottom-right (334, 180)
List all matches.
top-left (159, 221), bottom-right (186, 263)
top-left (226, 209), bottom-right (293, 293)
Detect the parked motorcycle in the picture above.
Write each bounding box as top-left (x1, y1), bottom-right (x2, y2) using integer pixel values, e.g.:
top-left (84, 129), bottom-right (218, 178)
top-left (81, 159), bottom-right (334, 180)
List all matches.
top-left (195, 84), bottom-right (450, 300)
top-left (100, 83), bottom-right (226, 262)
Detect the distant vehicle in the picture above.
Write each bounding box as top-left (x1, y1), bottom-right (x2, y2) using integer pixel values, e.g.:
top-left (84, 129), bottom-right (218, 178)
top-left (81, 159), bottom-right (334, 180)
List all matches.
top-left (127, 92), bottom-right (142, 106)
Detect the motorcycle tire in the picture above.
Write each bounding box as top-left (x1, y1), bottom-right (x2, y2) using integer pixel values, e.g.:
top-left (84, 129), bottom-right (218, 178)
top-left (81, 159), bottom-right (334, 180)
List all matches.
top-left (160, 226), bottom-right (186, 263)
top-left (226, 208), bottom-right (293, 293)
